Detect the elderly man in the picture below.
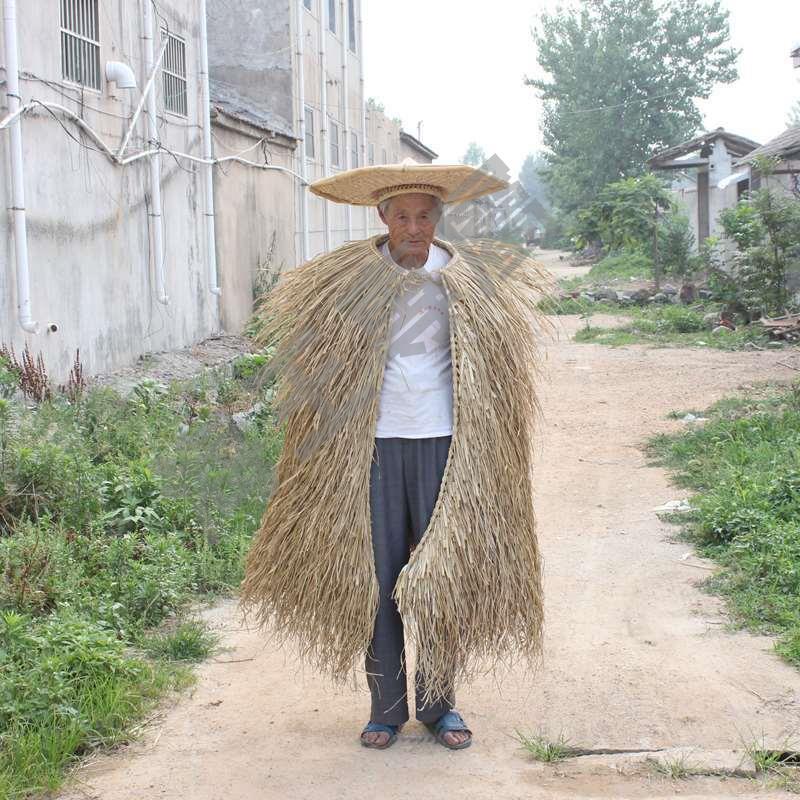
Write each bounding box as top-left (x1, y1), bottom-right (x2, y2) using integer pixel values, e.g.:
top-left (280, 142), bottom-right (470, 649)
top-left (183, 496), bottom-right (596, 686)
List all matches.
top-left (240, 160), bottom-right (545, 752)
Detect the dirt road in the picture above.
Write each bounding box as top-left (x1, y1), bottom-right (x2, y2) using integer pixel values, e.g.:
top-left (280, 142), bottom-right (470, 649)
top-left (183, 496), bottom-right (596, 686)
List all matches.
top-left (62, 257), bottom-right (800, 799)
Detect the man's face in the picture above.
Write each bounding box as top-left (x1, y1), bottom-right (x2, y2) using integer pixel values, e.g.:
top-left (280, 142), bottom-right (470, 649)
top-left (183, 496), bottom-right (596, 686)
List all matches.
top-left (378, 193), bottom-right (440, 268)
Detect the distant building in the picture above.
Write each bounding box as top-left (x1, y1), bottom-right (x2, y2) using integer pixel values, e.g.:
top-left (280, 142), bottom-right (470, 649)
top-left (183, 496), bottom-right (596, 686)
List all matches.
top-left (648, 128), bottom-right (760, 249)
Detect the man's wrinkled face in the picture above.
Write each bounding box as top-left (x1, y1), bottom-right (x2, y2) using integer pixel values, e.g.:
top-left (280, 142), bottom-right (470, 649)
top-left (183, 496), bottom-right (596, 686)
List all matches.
top-left (378, 193), bottom-right (441, 268)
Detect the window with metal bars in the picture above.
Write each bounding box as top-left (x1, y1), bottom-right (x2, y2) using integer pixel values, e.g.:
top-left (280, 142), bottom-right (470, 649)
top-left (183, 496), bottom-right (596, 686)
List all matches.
top-left (328, 0), bottom-right (336, 33)
top-left (348, 0), bottom-right (356, 52)
top-left (162, 30), bottom-right (188, 117)
top-left (60, 0), bottom-right (101, 90)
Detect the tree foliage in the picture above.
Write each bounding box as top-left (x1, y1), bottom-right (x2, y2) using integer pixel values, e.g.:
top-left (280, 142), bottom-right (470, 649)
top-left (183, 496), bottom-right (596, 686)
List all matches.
top-left (573, 174), bottom-right (671, 251)
top-left (529, 0), bottom-right (739, 213)
top-left (461, 142), bottom-right (486, 167)
top-left (717, 182), bottom-right (800, 316)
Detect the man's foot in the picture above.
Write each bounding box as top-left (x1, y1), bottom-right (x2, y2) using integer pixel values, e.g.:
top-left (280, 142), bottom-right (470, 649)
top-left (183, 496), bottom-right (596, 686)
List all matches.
top-left (424, 710), bottom-right (472, 750)
top-left (360, 722), bottom-right (400, 749)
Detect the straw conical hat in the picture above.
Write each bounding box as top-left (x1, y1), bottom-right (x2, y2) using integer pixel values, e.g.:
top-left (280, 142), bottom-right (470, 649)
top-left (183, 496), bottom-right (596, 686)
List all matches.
top-left (309, 158), bottom-right (508, 206)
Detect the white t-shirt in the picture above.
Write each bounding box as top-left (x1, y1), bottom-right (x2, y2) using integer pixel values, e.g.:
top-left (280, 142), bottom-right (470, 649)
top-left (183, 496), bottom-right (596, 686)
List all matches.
top-left (375, 242), bottom-right (453, 439)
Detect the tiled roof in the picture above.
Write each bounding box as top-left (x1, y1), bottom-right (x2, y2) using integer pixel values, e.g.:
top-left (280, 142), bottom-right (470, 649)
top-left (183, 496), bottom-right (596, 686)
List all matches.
top-left (735, 125), bottom-right (800, 165)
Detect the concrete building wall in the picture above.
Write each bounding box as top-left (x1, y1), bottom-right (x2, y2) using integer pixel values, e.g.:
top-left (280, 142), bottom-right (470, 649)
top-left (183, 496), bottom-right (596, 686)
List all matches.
top-left (211, 113), bottom-right (297, 332)
top-left (0, 0), bottom-right (221, 383)
top-left (298, 0), bottom-right (368, 257)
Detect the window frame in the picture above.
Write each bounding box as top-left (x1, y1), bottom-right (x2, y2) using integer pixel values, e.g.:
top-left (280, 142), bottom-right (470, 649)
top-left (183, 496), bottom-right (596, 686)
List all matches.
top-left (348, 0), bottom-right (357, 53)
top-left (304, 106), bottom-right (315, 159)
top-left (330, 119), bottom-right (340, 167)
top-left (162, 29), bottom-right (188, 118)
top-left (60, 0), bottom-right (101, 91)
top-left (303, 0), bottom-right (312, 10)
top-left (368, 142), bottom-right (375, 166)
top-left (328, 0), bottom-right (336, 33)
top-left (350, 131), bottom-right (358, 168)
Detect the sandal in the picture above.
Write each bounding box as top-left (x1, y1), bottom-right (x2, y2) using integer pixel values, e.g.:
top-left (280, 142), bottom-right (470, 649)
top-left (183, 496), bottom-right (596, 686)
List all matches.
top-left (360, 721), bottom-right (400, 750)
top-left (424, 710), bottom-right (473, 750)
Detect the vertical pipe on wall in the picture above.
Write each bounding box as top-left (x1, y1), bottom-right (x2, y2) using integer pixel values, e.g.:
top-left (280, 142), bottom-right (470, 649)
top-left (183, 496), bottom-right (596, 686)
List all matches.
top-left (143, 0), bottom-right (168, 304)
top-left (318, 0), bottom-right (331, 252)
top-left (296, 0), bottom-right (310, 262)
top-left (357, 0), bottom-right (368, 239)
top-left (3, 0), bottom-right (38, 333)
top-left (199, 0), bottom-right (221, 298)
top-left (340, 0), bottom-right (351, 241)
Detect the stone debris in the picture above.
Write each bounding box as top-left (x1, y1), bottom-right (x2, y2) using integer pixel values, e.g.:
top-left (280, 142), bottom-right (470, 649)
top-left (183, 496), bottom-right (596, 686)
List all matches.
top-left (653, 499), bottom-right (693, 515)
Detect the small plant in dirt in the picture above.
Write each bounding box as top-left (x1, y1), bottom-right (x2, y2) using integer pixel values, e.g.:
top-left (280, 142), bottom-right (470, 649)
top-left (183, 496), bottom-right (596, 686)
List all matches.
top-left (514, 730), bottom-right (574, 762)
top-left (645, 753), bottom-right (697, 780)
top-left (138, 619), bottom-right (219, 662)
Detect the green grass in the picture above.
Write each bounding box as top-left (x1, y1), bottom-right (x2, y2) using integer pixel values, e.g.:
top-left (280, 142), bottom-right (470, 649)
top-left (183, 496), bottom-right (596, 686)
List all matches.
top-left (0, 356), bottom-right (281, 797)
top-left (514, 730), bottom-right (574, 762)
top-left (648, 383), bottom-right (800, 663)
top-left (573, 305), bottom-right (775, 351)
top-left (586, 251), bottom-right (653, 283)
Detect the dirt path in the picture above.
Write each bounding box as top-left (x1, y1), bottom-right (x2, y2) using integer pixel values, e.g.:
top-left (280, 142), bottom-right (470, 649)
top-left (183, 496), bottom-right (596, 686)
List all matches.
top-left (61, 312), bottom-right (800, 800)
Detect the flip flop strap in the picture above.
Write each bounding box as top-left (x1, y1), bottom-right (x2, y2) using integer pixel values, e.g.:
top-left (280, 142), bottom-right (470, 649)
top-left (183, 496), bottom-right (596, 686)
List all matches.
top-left (432, 711), bottom-right (470, 734)
top-left (363, 722), bottom-right (399, 735)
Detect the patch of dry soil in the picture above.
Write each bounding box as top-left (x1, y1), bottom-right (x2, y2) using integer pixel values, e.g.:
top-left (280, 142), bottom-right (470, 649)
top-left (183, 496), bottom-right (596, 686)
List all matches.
top-left (60, 313), bottom-right (800, 800)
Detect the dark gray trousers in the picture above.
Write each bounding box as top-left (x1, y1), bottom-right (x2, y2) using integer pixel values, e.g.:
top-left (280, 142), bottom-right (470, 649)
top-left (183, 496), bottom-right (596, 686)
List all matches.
top-left (366, 435), bottom-right (454, 726)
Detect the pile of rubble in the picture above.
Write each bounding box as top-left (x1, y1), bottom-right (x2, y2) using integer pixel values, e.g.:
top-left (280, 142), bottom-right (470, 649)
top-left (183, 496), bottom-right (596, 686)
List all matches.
top-left (565, 283), bottom-right (713, 307)
top-left (758, 313), bottom-right (800, 342)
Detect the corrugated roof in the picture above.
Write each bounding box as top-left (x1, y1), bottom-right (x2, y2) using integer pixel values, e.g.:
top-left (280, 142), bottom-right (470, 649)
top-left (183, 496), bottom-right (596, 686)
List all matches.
top-left (210, 81), bottom-right (297, 140)
top-left (735, 125), bottom-right (800, 165)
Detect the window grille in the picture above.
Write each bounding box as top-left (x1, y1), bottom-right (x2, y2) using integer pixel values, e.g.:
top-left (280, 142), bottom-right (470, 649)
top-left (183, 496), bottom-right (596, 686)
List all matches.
top-left (368, 142), bottom-right (375, 166)
top-left (60, 0), bottom-right (101, 90)
top-left (330, 120), bottom-right (340, 167)
top-left (350, 132), bottom-right (358, 168)
top-left (328, 0), bottom-right (336, 33)
top-left (381, 147), bottom-right (387, 165)
top-left (305, 106), bottom-right (315, 158)
top-left (348, 0), bottom-right (357, 52)
top-left (162, 31), bottom-right (188, 117)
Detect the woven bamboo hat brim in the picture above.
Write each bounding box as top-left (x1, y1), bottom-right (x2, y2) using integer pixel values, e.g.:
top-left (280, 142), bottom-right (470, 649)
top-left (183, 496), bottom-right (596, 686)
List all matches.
top-left (309, 158), bottom-right (509, 206)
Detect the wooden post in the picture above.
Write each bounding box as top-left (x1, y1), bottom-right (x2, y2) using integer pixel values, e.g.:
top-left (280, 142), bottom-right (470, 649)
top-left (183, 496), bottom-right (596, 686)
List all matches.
top-left (653, 202), bottom-right (661, 291)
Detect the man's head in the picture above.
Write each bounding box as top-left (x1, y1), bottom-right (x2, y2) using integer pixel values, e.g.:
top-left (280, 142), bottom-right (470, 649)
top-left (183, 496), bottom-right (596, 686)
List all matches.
top-left (377, 192), bottom-right (443, 269)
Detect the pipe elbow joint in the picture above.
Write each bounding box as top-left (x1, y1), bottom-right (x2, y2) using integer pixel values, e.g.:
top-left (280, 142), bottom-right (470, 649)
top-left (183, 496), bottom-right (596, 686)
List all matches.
top-left (106, 61), bottom-right (137, 90)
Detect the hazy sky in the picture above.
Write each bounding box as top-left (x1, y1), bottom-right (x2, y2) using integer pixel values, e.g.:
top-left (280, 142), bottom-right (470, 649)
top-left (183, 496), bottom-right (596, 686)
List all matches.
top-left (363, 0), bottom-right (800, 180)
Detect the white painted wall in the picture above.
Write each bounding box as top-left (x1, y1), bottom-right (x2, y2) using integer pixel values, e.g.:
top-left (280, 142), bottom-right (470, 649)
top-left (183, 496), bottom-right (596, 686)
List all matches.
top-left (0, 0), bottom-right (222, 383)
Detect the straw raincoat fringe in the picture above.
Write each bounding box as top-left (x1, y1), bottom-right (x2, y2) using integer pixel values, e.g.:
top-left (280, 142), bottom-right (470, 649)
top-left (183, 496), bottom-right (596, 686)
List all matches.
top-left (239, 234), bottom-right (548, 704)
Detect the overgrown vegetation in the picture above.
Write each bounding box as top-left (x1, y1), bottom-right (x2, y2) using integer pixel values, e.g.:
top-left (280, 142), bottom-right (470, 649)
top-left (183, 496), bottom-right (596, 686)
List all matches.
top-left (0, 349), bottom-right (281, 798)
top-left (648, 383), bottom-right (800, 664)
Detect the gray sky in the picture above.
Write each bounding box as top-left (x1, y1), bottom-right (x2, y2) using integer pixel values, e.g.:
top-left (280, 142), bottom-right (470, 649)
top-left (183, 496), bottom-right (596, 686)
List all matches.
top-left (363, 0), bottom-right (800, 180)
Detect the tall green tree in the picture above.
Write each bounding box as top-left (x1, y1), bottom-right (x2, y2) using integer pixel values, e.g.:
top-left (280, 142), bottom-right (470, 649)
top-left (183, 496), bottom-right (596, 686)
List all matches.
top-left (461, 142), bottom-right (486, 166)
top-left (528, 0), bottom-right (739, 214)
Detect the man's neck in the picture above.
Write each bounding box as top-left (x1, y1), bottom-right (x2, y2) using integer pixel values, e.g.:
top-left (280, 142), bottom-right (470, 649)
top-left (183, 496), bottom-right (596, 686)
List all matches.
top-left (388, 242), bottom-right (430, 271)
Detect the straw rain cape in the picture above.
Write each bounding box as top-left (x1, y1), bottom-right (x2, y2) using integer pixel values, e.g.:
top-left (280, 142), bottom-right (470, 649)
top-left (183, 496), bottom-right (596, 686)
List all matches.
top-left (239, 234), bottom-right (547, 703)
